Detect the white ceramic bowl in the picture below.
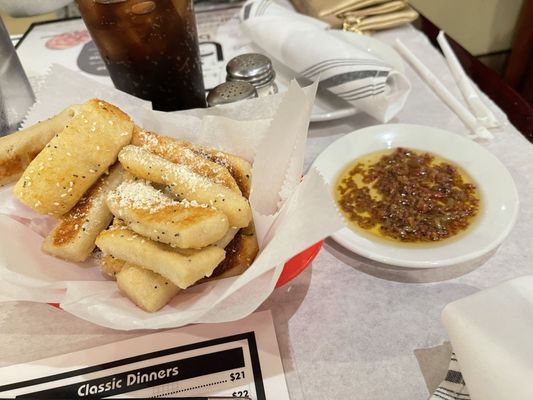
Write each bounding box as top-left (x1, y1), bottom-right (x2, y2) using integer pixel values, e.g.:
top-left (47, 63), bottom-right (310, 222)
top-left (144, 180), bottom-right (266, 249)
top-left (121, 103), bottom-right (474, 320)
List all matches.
top-left (313, 124), bottom-right (520, 268)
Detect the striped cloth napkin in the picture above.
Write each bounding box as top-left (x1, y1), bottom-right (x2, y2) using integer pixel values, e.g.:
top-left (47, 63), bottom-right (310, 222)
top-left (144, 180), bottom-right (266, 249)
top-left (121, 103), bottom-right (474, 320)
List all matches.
top-left (240, 0), bottom-right (411, 122)
top-left (430, 353), bottom-right (471, 400)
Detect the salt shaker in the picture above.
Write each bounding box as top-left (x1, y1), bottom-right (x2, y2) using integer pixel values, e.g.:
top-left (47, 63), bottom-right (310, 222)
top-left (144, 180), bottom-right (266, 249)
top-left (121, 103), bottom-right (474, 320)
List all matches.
top-left (206, 81), bottom-right (258, 107)
top-left (226, 53), bottom-right (278, 97)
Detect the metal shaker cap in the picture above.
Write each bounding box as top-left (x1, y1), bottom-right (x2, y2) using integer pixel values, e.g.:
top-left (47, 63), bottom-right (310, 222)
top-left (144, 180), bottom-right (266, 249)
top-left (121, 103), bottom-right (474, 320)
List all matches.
top-left (226, 53), bottom-right (276, 89)
top-left (206, 81), bottom-right (258, 107)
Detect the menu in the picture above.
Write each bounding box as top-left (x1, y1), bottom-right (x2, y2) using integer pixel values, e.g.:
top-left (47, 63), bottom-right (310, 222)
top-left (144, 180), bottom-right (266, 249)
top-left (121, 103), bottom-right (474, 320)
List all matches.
top-left (0, 311), bottom-right (290, 399)
top-left (15, 2), bottom-right (252, 91)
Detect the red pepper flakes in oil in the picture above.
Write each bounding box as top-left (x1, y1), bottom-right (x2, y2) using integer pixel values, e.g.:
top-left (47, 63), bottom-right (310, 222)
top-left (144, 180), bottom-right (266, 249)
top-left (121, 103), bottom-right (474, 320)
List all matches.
top-left (336, 148), bottom-right (480, 242)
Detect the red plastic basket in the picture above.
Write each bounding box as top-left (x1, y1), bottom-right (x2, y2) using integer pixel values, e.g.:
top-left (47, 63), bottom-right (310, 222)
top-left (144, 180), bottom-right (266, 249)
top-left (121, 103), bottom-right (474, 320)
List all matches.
top-left (275, 241), bottom-right (323, 287)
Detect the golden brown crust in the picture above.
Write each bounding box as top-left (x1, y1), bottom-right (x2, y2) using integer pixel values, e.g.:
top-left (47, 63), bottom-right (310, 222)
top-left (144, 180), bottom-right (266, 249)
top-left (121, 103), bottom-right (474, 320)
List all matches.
top-left (42, 164), bottom-right (125, 262)
top-left (106, 179), bottom-right (230, 249)
top-left (87, 98), bottom-right (131, 122)
top-left (195, 148), bottom-right (252, 198)
top-left (132, 128), bottom-right (241, 193)
top-left (0, 148), bottom-right (40, 187)
top-left (49, 165), bottom-right (123, 246)
top-left (167, 139), bottom-right (252, 198)
top-left (51, 174), bottom-right (107, 247)
top-left (189, 145), bottom-right (256, 281)
top-left (122, 204), bottom-right (228, 247)
top-left (0, 105), bottom-right (79, 187)
top-left (13, 99), bottom-right (133, 216)
top-left (202, 223), bottom-right (259, 282)
top-left (100, 254), bottom-right (126, 278)
top-left (118, 145), bottom-right (252, 228)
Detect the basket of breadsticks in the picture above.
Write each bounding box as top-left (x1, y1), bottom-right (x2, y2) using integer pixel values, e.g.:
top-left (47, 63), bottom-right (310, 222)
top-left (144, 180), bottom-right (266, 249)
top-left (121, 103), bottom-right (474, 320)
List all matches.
top-left (0, 66), bottom-right (344, 330)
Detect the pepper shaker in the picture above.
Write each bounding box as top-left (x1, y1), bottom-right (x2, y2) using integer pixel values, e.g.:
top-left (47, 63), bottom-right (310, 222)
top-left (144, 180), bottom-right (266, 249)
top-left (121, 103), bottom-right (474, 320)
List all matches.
top-left (206, 81), bottom-right (258, 107)
top-left (226, 53), bottom-right (278, 97)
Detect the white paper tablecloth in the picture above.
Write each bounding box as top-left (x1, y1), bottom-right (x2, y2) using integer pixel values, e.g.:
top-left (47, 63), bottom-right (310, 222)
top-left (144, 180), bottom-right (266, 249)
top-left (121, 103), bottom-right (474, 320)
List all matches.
top-left (1, 24), bottom-right (532, 400)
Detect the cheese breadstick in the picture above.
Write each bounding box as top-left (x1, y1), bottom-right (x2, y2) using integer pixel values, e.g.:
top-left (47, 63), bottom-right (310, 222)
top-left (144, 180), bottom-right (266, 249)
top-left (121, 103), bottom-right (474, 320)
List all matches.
top-left (106, 179), bottom-right (229, 249)
top-left (116, 262), bottom-right (180, 312)
top-left (41, 164), bottom-right (125, 262)
top-left (132, 128), bottom-right (240, 193)
top-left (118, 145), bottom-right (252, 228)
top-left (155, 137), bottom-right (253, 198)
top-left (188, 144), bottom-right (253, 198)
top-left (0, 105), bottom-right (80, 186)
top-left (14, 99), bottom-right (133, 216)
top-left (95, 225), bottom-right (225, 289)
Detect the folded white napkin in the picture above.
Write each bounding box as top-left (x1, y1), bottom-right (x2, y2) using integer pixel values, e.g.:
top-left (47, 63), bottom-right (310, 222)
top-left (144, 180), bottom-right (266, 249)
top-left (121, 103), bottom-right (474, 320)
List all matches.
top-left (240, 0), bottom-right (411, 122)
top-left (442, 276), bottom-right (533, 400)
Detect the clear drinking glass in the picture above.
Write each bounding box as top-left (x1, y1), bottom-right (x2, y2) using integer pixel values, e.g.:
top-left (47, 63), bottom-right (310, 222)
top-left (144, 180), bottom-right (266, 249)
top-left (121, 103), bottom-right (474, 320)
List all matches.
top-left (0, 17), bottom-right (35, 136)
top-left (76, 0), bottom-right (206, 111)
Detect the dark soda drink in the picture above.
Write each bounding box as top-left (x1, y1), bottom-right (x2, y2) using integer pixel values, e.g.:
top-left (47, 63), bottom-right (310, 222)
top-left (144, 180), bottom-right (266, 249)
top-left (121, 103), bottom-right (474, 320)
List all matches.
top-left (76, 0), bottom-right (206, 111)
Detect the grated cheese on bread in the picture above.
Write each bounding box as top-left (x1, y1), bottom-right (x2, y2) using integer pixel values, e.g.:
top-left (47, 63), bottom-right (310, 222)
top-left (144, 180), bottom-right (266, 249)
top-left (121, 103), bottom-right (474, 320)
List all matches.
top-left (13, 99), bottom-right (133, 216)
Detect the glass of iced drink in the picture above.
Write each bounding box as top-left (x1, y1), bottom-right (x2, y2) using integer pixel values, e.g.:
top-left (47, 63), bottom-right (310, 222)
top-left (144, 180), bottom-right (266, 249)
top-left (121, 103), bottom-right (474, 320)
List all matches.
top-left (76, 0), bottom-right (206, 111)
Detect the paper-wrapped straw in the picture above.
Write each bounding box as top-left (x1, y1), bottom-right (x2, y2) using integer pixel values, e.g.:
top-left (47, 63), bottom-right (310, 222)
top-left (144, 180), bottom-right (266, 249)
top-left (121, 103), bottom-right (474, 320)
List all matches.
top-left (395, 39), bottom-right (493, 140)
top-left (437, 31), bottom-right (500, 128)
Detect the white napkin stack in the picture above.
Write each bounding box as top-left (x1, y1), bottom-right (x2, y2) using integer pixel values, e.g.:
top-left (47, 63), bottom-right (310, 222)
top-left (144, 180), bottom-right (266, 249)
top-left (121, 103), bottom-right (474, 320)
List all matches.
top-left (442, 276), bottom-right (533, 399)
top-left (240, 0), bottom-right (411, 122)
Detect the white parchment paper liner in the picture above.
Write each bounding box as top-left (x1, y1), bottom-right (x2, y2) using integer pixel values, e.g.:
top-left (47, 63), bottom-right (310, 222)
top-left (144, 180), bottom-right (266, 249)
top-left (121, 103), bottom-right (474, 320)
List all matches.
top-left (0, 65), bottom-right (345, 330)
